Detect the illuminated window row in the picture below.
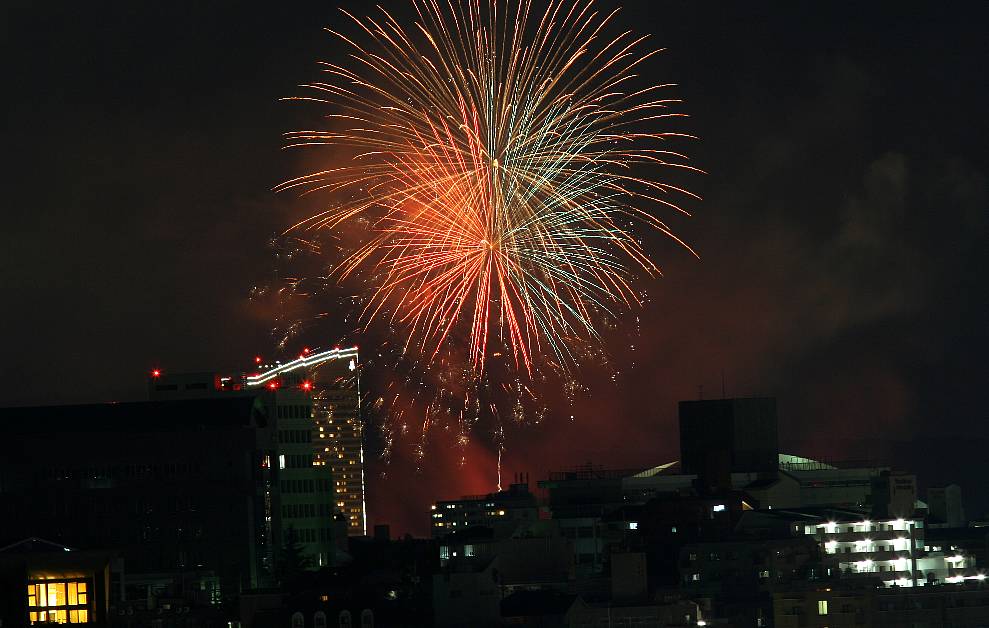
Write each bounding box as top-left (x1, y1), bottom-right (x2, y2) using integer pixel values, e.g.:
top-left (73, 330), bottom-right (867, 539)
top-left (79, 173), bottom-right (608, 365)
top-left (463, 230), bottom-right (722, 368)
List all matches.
top-left (29, 610), bottom-right (89, 624)
top-left (27, 581), bottom-right (89, 625)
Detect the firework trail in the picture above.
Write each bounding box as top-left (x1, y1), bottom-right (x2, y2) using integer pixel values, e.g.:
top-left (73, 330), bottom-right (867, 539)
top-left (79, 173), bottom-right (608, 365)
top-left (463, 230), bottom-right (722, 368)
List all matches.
top-left (278, 0), bottom-right (698, 374)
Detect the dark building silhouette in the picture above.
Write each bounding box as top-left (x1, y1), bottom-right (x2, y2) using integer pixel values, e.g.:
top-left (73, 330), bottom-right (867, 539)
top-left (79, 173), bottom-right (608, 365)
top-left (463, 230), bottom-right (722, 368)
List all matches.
top-left (430, 480), bottom-right (538, 538)
top-left (0, 396), bottom-right (278, 604)
top-left (678, 397), bottom-right (778, 490)
top-left (149, 346), bottom-right (367, 538)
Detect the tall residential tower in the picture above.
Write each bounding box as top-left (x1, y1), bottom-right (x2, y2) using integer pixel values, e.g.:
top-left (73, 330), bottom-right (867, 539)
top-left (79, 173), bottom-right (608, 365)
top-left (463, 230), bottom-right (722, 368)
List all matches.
top-left (245, 347), bottom-right (367, 536)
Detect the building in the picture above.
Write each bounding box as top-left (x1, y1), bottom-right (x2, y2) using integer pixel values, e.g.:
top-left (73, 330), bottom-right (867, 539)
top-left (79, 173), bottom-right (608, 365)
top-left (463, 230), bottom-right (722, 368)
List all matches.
top-left (149, 367), bottom-right (341, 567)
top-left (152, 346), bottom-right (368, 537)
top-left (430, 481), bottom-right (538, 538)
top-left (679, 398), bottom-right (779, 489)
top-left (928, 484), bottom-right (967, 528)
top-left (0, 537), bottom-right (113, 627)
top-left (433, 521), bottom-right (574, 628)
top-left (564, 596), bottom-right (699, 628)
top-left (677, 535), bottom-right (821, 623)
top-left (926, 526), bottom-right (989, 571)
top-left (871, 582), bottom-right (989, 627)
top-left (777, 455), bottom-right (901, 512)
top-left (306, 348), bottom-right (365, 537)
top-left (773, 583), bottom-right (874, 628)
top-left (265, 384), bottom-right (338, 568)
top-left (243, 347), bottom-right (366, 537)
top-left (0, 396), bottom-right (274, 604)
top-left (780, 508), bottom-right (983, 587)
top-left (242, 532), bottom-right (438, 628)
top-left (774, 580), bottom-right (989, 628)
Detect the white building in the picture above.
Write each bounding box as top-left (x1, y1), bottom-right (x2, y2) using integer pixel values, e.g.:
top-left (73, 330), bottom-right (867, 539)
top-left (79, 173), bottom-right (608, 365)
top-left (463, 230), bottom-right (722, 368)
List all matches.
top-left (801, 515), bottom-right (983, 587)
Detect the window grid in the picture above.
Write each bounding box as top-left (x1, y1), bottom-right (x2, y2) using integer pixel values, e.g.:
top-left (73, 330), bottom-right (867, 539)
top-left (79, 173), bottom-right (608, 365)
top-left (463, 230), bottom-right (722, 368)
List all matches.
top-left (27, 579), bottom-right (90, 624)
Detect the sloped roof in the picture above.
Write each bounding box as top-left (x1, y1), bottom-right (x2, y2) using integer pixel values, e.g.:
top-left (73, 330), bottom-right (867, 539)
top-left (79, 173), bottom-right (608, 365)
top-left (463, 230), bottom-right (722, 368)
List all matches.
top-left (0, 537), bottom-right (76, 554)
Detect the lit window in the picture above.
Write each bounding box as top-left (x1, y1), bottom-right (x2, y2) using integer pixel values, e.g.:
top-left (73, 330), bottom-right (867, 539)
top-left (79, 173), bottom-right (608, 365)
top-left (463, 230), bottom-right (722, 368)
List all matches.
top-left (713, 504), bottom-right (725, 513)
top-left (27, 580), bottom-right (89, 624)
top-left (628, 522), bottom-right (638, 530)
top-left (817, 600), bottom-right (828, 615)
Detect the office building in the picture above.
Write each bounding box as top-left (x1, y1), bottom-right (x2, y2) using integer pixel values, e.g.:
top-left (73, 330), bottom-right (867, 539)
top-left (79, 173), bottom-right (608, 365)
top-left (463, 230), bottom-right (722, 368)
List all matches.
top-left (0, 537), bottom-right (112, 627)
top-left (151, 346), bottom-right (367, 537)
top-left (679, 398), bottom-right (779, 486)
top-left (150, 367), bottom-right (341, 565)
top-left (430, 480), bottom-right (538, 538)
top-left (0, 396), bottom-right (274, 602)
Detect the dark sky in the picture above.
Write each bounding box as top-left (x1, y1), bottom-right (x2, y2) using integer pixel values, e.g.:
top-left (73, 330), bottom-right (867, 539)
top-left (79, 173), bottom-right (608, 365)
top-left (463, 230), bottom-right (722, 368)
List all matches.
top-left (4, 1), bottom-right (988, 534)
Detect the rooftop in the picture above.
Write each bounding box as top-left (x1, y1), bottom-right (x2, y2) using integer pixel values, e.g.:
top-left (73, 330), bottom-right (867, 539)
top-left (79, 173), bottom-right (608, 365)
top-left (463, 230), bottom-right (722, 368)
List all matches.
top-left (0, 395), bottom-right (267, 434)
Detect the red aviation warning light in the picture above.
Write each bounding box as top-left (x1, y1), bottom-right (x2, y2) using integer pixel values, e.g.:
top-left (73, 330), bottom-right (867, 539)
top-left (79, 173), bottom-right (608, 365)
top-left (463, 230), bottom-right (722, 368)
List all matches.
top-left (267, 381), bottom-right (279, 390)
top-left (151, 369), bottom-right (161, 378)
top-left (301, 381), bottom-right (313, 391)
top-left (255, 356), bottom-right (263, 364)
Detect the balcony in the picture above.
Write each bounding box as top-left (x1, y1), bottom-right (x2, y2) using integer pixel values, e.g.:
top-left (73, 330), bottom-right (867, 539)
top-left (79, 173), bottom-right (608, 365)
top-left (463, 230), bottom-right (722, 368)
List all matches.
top-left (810, 530), bottom-right (910, 543)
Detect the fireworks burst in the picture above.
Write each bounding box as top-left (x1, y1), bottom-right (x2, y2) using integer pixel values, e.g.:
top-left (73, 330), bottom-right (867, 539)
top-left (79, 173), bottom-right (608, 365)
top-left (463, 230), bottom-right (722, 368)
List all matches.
top-left (277, 0), bottom-right (700, 381)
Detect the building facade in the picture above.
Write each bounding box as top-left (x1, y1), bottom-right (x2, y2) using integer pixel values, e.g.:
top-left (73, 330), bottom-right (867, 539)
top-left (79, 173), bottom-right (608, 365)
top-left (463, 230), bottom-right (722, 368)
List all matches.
top-left (244, 347), bottom-right (366, 537)
top-left (800, 513), bottom-right (982, 587)
top-left (150, 346), bottom-right (367, 538)
top-left (431, 482), bottom-right (538, 538)
top-left (0, 397), bottom-right (274, 602)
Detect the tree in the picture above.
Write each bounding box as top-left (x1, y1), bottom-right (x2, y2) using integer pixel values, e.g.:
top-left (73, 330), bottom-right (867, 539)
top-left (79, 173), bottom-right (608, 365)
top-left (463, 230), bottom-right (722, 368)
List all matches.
top-left (278, 526), bottom-right (313, 585)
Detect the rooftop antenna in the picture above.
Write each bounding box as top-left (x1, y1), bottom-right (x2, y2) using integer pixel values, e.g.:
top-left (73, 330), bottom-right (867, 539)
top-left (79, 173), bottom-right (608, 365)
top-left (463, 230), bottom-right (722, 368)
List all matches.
top-left (721, 370), bottom-right (727, 399)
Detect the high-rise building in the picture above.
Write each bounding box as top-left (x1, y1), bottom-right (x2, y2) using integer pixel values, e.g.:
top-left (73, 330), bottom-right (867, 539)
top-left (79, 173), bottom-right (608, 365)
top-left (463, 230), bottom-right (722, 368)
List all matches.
top-left (149, 347), bottom-right (367, 536)
top-left (244, 347), bottom-right (367, 536)
top-left (149, 368), bottom-right (339, 565)
top-left (678, 397), bottom-right (779, 490)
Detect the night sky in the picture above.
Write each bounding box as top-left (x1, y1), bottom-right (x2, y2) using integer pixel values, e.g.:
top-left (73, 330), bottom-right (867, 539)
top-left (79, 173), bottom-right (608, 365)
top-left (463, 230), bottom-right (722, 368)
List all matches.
top-left (4, 1), bottom-right (988, 534)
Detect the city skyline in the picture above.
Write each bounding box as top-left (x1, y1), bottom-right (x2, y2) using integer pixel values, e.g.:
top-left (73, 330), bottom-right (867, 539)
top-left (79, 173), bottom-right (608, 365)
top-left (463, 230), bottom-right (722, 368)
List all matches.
top-left (4, 0), bottom-right (988, 537)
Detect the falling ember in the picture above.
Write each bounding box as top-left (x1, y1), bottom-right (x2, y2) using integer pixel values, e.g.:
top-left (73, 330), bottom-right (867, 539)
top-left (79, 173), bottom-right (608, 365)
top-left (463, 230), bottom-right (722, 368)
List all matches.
top-left (279, 0), bottom-right (699, 377)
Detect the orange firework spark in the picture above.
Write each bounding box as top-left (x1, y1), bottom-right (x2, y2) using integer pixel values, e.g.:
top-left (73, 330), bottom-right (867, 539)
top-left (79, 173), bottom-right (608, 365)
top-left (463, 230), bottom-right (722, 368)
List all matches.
top-left (277, 0), bottom-right (699, 376)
